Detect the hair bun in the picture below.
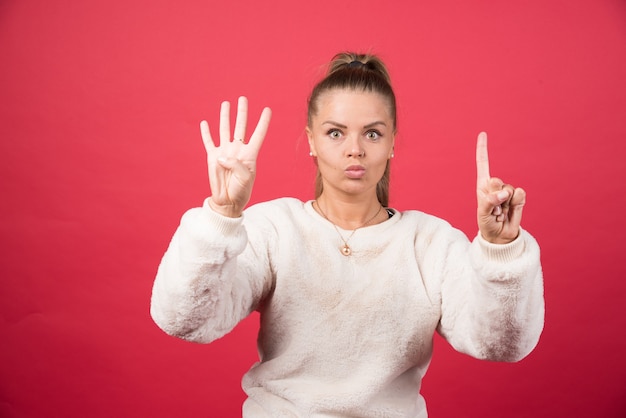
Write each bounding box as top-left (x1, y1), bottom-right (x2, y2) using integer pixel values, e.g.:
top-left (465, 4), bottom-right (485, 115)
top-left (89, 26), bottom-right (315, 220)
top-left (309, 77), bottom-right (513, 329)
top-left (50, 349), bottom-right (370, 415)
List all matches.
top-left (326, 52), bottom-right (392, 85)
top-left (347, 60), bottom-right (367, 69)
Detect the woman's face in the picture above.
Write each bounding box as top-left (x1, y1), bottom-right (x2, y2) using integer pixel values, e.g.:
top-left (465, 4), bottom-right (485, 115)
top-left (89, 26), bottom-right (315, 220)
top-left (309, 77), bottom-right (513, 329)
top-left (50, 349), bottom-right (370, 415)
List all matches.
top-left (307, 89), bottom-right (395, 199)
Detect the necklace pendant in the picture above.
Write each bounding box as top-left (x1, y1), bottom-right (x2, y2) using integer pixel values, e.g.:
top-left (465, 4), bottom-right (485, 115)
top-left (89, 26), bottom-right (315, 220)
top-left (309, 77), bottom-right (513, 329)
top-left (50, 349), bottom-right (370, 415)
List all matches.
top-left (341, 244), bottom-right (352, 256)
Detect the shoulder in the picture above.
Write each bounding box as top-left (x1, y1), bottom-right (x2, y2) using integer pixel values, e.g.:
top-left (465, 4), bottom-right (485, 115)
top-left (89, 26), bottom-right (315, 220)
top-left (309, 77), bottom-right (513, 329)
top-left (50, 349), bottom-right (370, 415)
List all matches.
top-left (393, 208), bottom-right (468, 244)
top-left (243, 197), bottom-right (310, 224)
top-left (246, 197), bottom-right (307, 214)
top-left (394, 208), bottom-right (453, 229)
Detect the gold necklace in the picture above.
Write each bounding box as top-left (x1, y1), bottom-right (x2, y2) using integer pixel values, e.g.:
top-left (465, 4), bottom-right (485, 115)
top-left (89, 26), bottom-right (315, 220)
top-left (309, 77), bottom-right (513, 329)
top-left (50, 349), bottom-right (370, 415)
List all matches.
top-left (315, 200), bottom-right (383, 256)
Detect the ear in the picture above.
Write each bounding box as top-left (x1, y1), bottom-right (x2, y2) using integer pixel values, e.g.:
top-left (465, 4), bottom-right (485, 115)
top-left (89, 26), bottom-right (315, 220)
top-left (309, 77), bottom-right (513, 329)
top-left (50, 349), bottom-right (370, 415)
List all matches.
top-left (389, 133), bottom-right (396, 159)
top-left (306, 126), bottom-right (317, 156)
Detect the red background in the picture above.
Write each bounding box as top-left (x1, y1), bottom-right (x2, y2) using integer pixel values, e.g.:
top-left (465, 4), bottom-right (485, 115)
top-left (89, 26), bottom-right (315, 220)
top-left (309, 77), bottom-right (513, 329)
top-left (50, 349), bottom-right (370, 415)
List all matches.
top-left (1, 1), bottom-right (625, 417)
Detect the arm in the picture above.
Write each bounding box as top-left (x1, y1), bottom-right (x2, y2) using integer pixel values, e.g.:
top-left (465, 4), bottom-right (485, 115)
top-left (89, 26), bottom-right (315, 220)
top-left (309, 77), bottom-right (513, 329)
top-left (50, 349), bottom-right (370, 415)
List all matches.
top-left (150, 202), bottom-right (249, 342)
top-left (150, 97), bottom-right (273, 343)
top-left (437, 227), bottom-right (544, 362)
top-left (438, 132), bottom-right (544, 361)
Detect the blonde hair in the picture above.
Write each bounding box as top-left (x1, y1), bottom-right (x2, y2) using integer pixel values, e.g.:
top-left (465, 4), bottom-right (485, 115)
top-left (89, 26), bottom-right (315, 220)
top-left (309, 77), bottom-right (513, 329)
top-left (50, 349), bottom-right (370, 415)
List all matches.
top-left (307, 52), bottom-right (396, 207)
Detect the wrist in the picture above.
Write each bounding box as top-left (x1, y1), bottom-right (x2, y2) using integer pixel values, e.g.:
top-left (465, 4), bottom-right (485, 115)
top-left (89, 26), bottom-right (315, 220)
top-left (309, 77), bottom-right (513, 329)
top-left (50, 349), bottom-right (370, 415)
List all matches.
top-left (208, 197), bottom-right (242, 218)
top-left (477, 228), bottom-right (525, 263)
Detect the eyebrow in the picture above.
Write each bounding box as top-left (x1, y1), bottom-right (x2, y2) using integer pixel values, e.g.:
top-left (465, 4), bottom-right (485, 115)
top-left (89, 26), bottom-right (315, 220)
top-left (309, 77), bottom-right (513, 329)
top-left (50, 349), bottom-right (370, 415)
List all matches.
top-left (322, 121), bottom-right (388, 129)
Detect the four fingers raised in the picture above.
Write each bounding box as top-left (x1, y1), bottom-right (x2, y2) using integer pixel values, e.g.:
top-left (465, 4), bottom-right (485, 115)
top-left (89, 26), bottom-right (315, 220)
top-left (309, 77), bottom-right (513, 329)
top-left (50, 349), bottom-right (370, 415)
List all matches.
top-left (201, 96), bottom-right (272, 156)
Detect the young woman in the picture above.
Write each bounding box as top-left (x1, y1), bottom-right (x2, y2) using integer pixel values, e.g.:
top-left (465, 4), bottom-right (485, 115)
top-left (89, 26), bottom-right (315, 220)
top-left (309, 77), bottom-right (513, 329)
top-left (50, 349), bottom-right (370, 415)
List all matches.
top-left (150, 52), bottom-right (544, 417)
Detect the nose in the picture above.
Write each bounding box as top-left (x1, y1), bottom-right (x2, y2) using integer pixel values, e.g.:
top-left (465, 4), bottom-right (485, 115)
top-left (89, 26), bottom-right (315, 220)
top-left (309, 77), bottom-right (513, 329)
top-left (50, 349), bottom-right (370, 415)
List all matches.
top-left (347, 136), bottom-right (364, 158)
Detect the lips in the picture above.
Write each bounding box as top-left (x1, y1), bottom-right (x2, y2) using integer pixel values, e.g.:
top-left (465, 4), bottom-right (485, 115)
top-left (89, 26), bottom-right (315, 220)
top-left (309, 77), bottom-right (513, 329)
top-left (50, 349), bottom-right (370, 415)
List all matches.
top-left (345, 165), bottom-right (366, 179)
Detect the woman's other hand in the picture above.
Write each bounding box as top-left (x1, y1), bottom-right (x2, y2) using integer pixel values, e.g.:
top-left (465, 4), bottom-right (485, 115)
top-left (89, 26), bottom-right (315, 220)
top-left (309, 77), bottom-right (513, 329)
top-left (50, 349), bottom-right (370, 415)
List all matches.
top-left (476, 132), bottom-right (526, 244)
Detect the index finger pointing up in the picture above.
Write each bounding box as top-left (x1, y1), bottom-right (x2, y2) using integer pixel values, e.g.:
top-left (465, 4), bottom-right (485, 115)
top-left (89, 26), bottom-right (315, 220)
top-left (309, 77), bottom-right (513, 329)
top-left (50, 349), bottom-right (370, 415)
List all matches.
top-left (476, 131), bottom-right (491, 186)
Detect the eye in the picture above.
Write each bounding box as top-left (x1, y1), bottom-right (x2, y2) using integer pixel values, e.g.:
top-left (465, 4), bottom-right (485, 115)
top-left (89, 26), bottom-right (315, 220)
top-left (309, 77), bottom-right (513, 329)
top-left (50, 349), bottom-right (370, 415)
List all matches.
top-left (327, 129), bottom-right (342, 140)
top-left (365, 130), bottom-right (382, 141)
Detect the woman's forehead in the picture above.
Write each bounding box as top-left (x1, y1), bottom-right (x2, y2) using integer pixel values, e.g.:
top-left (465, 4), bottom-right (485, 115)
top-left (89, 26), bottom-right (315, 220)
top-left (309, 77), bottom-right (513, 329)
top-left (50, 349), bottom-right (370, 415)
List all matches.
top-left (313, 89), bottom-right (393, 121)
top-left (316, 88), bottom-right (388, 103)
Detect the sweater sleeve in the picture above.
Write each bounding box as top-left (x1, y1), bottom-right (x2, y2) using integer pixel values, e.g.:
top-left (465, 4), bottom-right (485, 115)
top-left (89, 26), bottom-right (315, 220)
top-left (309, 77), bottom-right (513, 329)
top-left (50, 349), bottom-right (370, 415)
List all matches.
top-left (436, 227), bottom-right (545, 362)
top-left (150, 198), bottom-right (273, 344)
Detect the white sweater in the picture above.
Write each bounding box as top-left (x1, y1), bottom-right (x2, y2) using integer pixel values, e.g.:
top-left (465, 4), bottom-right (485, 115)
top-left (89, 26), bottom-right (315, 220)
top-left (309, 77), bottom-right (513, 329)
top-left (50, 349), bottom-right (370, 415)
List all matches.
top-left (151, 198), bottom-right (544, 417)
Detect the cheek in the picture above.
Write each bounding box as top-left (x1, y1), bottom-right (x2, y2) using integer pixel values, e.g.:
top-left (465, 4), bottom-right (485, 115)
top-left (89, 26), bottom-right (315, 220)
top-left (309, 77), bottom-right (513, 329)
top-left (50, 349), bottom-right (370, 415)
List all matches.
top-left (372, 160), bottom-right (389, 177)
top-left (316, 153), bottom-right (340, 172)
top-left (369, 152), bottom-right (391, 175)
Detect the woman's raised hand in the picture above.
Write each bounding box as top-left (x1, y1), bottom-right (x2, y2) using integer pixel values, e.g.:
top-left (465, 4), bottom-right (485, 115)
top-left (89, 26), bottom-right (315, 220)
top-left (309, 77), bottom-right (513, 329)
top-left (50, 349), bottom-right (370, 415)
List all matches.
top-left (476, 132), bottom-right (526, 244)
top-left (200, 96), bottom-right (272, 217)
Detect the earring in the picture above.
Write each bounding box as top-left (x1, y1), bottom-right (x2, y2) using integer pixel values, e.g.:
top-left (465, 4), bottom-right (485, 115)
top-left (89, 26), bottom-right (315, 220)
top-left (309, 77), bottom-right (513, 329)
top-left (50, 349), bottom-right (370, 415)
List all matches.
top-left (309, 151), bottom-right (314, 157)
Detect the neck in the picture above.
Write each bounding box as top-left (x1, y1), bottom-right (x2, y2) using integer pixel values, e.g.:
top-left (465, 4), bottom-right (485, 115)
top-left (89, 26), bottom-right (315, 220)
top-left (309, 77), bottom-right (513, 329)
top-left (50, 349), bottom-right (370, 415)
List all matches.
top-left (315, 194), bottom-right (384, 230)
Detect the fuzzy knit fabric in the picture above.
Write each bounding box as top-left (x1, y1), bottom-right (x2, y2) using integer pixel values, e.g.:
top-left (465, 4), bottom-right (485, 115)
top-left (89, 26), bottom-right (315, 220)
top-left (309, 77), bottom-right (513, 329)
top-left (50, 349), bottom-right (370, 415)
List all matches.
top-left (150, 197), bottom-right (544, 417)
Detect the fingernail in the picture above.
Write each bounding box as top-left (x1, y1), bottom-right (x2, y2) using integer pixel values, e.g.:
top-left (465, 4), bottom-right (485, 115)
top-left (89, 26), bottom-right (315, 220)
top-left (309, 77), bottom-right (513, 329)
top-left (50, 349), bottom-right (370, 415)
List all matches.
top-left (217, 157), bottom-right (226, 163)
top-left (497, 191), bottom-right (509, 200)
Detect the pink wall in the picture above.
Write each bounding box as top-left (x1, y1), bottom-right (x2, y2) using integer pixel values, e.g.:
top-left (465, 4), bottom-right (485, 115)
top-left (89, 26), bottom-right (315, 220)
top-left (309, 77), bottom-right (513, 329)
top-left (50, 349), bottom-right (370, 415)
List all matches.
top-left (1, 0), bottom-right (625, 417)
